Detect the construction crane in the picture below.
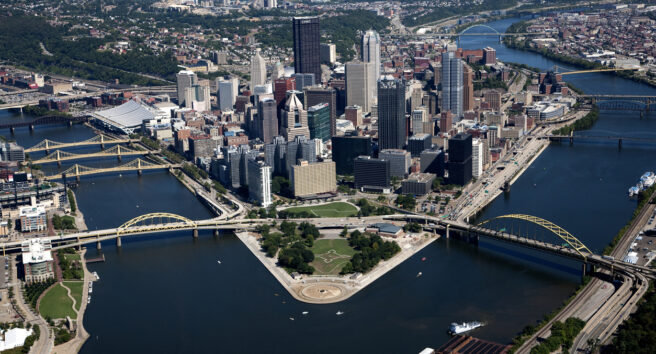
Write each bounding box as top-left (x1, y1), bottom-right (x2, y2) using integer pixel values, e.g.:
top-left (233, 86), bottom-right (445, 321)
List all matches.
top-left (551, 65), bottom-right (639, 75)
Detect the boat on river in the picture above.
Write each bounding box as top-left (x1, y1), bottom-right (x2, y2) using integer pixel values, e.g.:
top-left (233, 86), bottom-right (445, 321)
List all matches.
top-left (449, 321), bottom-right (484, 335)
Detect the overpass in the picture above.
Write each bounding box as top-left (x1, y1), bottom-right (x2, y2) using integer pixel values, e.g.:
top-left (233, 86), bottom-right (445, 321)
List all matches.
top-left (30, 145), bottom-right (154, 165)
top-left (26, 134), bottom-right (135, 153)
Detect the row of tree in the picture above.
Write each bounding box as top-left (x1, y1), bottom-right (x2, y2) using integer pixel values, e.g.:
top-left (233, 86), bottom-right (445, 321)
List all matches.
top-left (340, 230), bottom-right (401, 274)
top-left (258, 221), bottom-right (321, 274)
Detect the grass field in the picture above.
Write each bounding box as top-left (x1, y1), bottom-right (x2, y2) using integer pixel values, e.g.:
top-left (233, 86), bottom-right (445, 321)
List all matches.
top-left (310, 239), bottom-right (356, 275)
top-left (285, 202), bottom-right (358, 218)
top-left (39, 283), bottom-right (76, 319)
top-left (63, 281), bottom-right (83, 311)
top-left (60, 253), bottom-right (80, 262)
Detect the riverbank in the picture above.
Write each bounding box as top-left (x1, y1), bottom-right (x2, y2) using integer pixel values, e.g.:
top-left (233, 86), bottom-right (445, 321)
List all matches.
top-left (236, 230), bottom-right (439, 304)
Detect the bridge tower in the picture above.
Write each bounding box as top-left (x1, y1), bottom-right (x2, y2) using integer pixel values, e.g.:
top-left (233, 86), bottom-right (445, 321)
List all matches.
top-left (56, 150), bottom-right (62, 167)
top-left (96, 236), bottom-right (102, 250)
top-left (74, 165), bottom-right (80, 182)
top-left (44, 140), bottom-right (50, 155)
top-left (100, 134), bottom-right (106, 150)
top-left (117, 145), bottom-right (122, 162)
top-left (137, 158), bottom-right (142, 176)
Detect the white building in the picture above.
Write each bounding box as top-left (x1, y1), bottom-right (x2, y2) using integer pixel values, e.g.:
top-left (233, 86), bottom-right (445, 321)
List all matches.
top-left (472, 138), bottom-right (483, 179)
top-left (19, 204), bottom-right (46, 232)
top-left (248, 159), bottom-right (272, 207)
top-left (0, 328), bottom-right (33, 351)
top-left (21, 238), bottom-right (54, 284)
top-left (218, 78), bottom-right (239, 111)
top-left (250, 49), bottom-right (267, 90)
top-left (361, 30), bottom-right (381, 83)
top-left (346, 61), bottom-right (374, 113)
top-left (411, 107), bottom-right (429, 135)
top-left (321, 43), bottom-right (337, 65)
top-left (176, 70), bottom-right (198, 107)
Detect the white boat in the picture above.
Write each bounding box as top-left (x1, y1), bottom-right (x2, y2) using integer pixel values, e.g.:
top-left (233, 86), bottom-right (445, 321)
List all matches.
top-left (302, 311), bottom-right (309, 315)
top-left (289, 317), bottom-right (294, 321)
top-left (93, 272), bottom-right (100, 281)
top-left (217, 260), bottom-right (221, 264)
top-left (417, 272), bottom-right (423, 277)
top-left (89, 287), bottom-right (93, 294)
top-left (449, 321), bottom-right (484, 335)
top-left (87, 296), bottom-right (91, 304)
top-left (629, 186), bottom-right (640, 197)
top-left (336, 311), bottom-right (344, 316)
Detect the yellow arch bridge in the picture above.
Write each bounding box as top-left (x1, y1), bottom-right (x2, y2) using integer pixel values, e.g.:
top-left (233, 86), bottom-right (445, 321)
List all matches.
top-left (30, 145), bottom-right (153, 165)
top-left (476, 214), bottom-right (593, 258)
top-left (25, 134), bottom-right (136, 153)
top-left (43, 158), bottom-right (178, 181)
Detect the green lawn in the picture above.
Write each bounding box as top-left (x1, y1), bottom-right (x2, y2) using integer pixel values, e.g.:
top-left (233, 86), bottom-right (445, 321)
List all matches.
top-left (310, 239), bottom-right (356, 275)
top-left (63, 281), bottom-right (83, 311)
top-left (285, 202), bottom-right (358, 218)
top-left (39, 283), bottom-right (76, 319)
top-left (60, 253), bottom-right (80, 262)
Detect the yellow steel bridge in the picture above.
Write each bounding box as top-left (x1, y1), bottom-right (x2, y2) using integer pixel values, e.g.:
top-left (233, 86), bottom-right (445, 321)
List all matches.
top-left (31, 145), bottom-right (153, 164)
top-left (43, 158), bottom-right (177, 181)
top-left (25, 134), bottom-right (135, 153)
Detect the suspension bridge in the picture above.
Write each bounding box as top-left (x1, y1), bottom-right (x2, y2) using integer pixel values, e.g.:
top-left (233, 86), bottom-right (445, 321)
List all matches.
top-left (25, 134), bottom-right (136, 153)
top-left (30, 145), bottom-right (154, 165)
top-left (0, 115), bottom-right (88, 131)
top-left (42, 158), bottom-right (179, 181)
top-left (579, 95), bottom-right (656, 111)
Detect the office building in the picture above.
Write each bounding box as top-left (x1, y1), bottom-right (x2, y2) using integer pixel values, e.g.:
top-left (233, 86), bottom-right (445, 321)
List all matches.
top-left (307, 103), bottom-right (331, 142)
top-left (420, 148), bottom-right (445, 177)
top-left (483, 47), bottom-right (496, 65)
top-left (472, 138), bottom-right (483, 179)
top-left (250, 48), bottom-right (267, 89)
top-left (252, 84), bottom-right (272, 107)
top-left (441, 50), bottom-right (463, 118)
top-left (345, 105), bottom-right (362, 127)
top-left (183, 81), bottom-right (211, 112)
top-left (378, 77), bottom-right (406, 150)
top-left (218, 78), bottom-right (239, 111)
top-left (354, 156), bottom-right (390, 190)
top-left (189, 135), bottom-right (219, 160)
top-left (402, 173), bottom-right (435, 196)
top-left (0, 143), bottom-right (24, 162)
top-left (19, 204), bottom-right (46, 232)
top-left (304, 86), bottom-right (337, 136)
top-left (293, 73), bottom-right (315, 90)
top-left (448, 133), bottom-right (472, 186)
top-left (176, 70), bottom-right (198, 107)
top-left (223, 145), bottom-right (257, 189)
top-left (361, 30), bottom-right (381, 96)
top-left (331, 134), bottom-right (372, 175)
top-left (282, 93), bottom-right (310, 141)
top-left (248, 159), bottom-right (272, 207)
top-left (346, 61), bottom-right (374, 113)
top-left (264, 136), bottom-right (287, 176)
top-left (379, 149), bottom-right (411, 178)
top-left (411, 107), bottom-right (429, 135)
top-left (293, 17), bottom-right (322, 82)
top-left (255, 98), bottom-right (279, 143)
top-left (320, 43), bottom-right (336, 65)
top-left (291, 160), bottom-right (336, 197)
top-left (463, 65), bottom-right (474, 111)
top-left (21, 239), bottom-right (54, 284)
top-left (408, 134), bottom-right (432, 157)
top-left (285, 135), bottom-right (317, 177)
top-left (274, 77), bottom-right (296, 109)
top-left (484, 90), bottom-right (502, 111)
top-left (439, 111), bottom-right (453, 134)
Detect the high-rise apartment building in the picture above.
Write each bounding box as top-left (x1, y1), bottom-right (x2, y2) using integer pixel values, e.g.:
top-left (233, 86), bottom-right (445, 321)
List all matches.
top-left (285, 135), bottom-right (317, 177)
top-left (291, 160), bottom-right (336, 197)
top-left (293, 17), bottom-right (321, 82)
top-left (346, 61), bottom-right (374, 113)
top-left (441, 50), bottom-right (463, 119)
top-left (250, 48), bottom-right (267, 89)
top-left (264, 136), bottom-right (287, 176)
top-left (378, 77), bottom-right (406, 150)
top-left (483, 47), bottom-right (496, 65)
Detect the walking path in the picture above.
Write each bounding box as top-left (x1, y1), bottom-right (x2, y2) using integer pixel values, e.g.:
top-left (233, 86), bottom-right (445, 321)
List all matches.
top-left (60, 283), bottom-right (78, 315)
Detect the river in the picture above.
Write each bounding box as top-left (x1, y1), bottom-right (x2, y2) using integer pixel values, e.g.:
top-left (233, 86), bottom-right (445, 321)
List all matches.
top-left (1, 15), bottom-right (655, 354)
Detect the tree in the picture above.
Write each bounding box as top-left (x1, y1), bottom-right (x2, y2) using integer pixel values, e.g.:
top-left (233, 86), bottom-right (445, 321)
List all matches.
top-left (395, 194), bottom-right (416, 210)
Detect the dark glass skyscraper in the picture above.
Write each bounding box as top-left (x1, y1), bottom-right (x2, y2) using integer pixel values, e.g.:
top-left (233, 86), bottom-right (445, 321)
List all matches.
top-left (448, 133), bottom-right (472, 186)
top-left (377, 77), bottom-right (406, 150)
top-left (293, 17), bottom-right (321, 83)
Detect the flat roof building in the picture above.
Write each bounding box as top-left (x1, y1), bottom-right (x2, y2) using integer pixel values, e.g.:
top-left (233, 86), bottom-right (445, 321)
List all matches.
top-left (21, 239), bottom-right (54, 284)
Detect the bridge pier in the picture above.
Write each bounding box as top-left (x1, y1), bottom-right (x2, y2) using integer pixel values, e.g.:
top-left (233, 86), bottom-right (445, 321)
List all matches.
top-left (29, 124), bottom-right (34, 132)
top-left (75, 175), bottom-right (80, 182)
top-left (68, 120), bottom-right (73, 127)
top-left (569, 137), bottom-right (574, 146)
top-left (192, 228), bottom-right (199, 238)
top-left (117, 155), bottom-right (122, 162)
top-left (10, 127), bottom-right (14, 135)
top-left (445, 224), bottom-right (450, 239)
top-left (57, 161), bottom-right (61, 168)
top-left (618, 138), bottom-right (623, 149)
top-left (116, 236), bottom-right (122, 247)
top-left (137, 169), bottom-right (142, 176)
top-left (96, 239), bottom-right (102, 250)
top-left (213, 229), bottom-right (219, 237)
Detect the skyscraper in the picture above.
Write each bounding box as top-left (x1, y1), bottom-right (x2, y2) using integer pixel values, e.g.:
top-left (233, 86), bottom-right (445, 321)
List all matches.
top-left (248, 159), bottom-right (272, 207)
top-left (472, 138), bottom-right (483, 179)
top-left (282, 93), bottom-right (310, 141)
top-left (286, 135), bottom-right (317, 177)
top-left (256, 98), bottom-right (278, 143)
top-left (346, 61), bottom-right (374, 113)
top-left (304, 86), bottom-right (336, 136)
top-left (448, 133), bottom-right (472, 186)
top-left (331, 134), bottom-right (372, 175)
top-left (176, 70), bottom-right (198, 107)
top-left (378, 77), bottom-right (406, 150)
top-left (293, 17), bottom-right (321, 83)
top-left (307, 103), bottom-right (331, 142)
top-left (292, 73), bottom-right (315, 90)
top-left (463, 64), bottom-right (474, 112)
top-left (361, 30), bottom-right (381, 96)
top-left (274, 77), bottom-right (295, 110)
top-left (218, 78), bottom-right (239, 111)
top-left (441, 50), bottom-right (463, 119)
top-left (250, 49), bottom-right (267, 90)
